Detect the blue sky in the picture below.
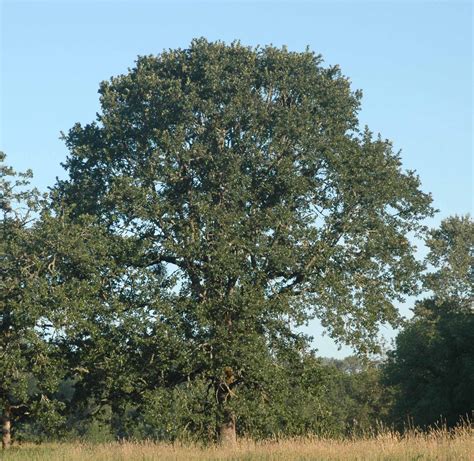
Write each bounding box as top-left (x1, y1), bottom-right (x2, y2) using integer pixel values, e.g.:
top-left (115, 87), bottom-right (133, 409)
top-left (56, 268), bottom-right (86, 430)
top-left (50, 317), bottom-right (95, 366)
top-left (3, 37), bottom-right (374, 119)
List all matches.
top-left (1, 0), bottom-right (472, 357)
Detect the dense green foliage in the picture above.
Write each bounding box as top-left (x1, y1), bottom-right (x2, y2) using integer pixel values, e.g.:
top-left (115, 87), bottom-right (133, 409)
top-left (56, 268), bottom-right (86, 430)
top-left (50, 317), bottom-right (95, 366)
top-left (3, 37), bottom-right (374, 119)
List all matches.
top-left (0, 154), bottom-right (102, 443)
top-left (1, 40), bottom-right (471, 448)
top-left (13, 356), bottom-right (390, 443)
top-left (1, 153), bottom-right (61, 446)
top-left (384, 216), bottom-right (474, 428)
top-left (53, 39), bottom-right (433, 441)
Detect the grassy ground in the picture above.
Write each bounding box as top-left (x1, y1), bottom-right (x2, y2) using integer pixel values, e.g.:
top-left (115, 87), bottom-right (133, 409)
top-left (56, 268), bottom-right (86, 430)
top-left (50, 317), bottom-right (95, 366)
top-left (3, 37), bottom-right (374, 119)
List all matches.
top-left (1, 426), bottom-right (472, 460)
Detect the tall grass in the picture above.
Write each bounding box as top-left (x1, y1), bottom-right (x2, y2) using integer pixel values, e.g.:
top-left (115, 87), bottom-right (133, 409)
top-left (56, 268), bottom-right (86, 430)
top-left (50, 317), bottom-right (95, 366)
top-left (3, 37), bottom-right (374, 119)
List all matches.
top-left (1, 422), bottom-right (472, 460)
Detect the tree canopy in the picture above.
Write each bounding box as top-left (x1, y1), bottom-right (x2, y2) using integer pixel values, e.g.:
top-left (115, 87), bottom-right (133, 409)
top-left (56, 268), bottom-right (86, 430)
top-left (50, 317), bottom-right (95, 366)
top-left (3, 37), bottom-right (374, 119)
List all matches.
top-left (54, 39), bottom-right (435, 441)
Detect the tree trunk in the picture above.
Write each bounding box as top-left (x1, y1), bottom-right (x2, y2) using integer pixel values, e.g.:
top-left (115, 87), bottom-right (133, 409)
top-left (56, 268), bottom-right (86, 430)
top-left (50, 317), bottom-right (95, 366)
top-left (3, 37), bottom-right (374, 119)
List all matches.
top-left (2, 405), bottom-right (11, 449)
top-left (217, 366), bottom-right (237, 446)
top-left (219, 410), bottom-right (236, 446)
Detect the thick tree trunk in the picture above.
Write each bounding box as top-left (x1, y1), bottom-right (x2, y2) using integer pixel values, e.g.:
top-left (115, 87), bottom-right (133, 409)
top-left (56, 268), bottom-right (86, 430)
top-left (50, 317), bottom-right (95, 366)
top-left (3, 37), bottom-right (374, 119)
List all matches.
top-left (219, 410), bottom-right (236, 446)
top-left (2, 405), bottom-right (11, 449)
top-left (217, 365), bottom-right (237, 446)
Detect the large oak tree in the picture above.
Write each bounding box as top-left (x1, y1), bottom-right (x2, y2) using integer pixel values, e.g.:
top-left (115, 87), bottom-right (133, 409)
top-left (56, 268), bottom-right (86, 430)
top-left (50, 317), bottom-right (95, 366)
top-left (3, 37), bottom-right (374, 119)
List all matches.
top-left (56, 39), bottom-right (434, 442)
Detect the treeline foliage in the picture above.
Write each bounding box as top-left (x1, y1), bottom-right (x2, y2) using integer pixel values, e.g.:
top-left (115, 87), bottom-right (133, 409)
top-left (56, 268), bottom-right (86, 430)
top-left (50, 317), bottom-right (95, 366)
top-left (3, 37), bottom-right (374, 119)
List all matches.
top-left (384, 216), bottom-right (474, 428)
top-left (1, 40), bottom-right (472, 448)
top-left (16, 355), bottom-right (389, 443)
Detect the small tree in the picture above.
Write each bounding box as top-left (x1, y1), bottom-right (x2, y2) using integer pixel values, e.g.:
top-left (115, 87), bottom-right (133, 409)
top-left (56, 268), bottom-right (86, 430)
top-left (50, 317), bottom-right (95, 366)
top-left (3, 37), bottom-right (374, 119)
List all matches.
top-left (0, 153), bottom-right (61, 448)
top-left (0, 153), bottom-right (128, 447)
top-left (56, 39), bottom-right (434, 442)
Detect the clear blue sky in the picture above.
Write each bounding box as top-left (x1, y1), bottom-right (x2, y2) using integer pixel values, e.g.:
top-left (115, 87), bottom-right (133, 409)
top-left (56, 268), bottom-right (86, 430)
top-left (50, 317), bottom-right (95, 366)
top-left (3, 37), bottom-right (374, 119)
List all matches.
top-left (1, 0), bottom-right (472, 357)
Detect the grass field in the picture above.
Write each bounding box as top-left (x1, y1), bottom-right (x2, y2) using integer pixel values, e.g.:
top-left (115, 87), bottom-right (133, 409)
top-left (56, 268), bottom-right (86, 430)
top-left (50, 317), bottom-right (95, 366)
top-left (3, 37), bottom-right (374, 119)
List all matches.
top-left (1, 425), bottom-right (472, 460)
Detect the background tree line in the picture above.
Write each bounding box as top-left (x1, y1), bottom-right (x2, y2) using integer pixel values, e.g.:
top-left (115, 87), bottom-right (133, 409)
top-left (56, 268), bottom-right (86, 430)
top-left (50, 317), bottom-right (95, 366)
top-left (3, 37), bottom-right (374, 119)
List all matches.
top-left (1, 39), bottom-right (472, 449)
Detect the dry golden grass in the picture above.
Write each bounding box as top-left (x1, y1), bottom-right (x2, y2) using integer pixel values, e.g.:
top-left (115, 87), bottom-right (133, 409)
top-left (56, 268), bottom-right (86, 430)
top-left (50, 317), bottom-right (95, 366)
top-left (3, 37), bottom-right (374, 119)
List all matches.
top-left (1, 425), bottom-right (473, 460)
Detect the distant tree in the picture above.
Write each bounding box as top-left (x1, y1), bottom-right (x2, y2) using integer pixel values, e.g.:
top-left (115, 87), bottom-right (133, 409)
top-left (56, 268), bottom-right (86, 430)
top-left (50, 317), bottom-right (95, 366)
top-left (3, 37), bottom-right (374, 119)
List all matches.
top-left (384, 215), bottom-right (474, 428)
top-left (423, 215), bottom-right (473, 307)
top-left (55, 39), bottom-right (434, 443)
top-left (320, 356), bottom-right (393, 435)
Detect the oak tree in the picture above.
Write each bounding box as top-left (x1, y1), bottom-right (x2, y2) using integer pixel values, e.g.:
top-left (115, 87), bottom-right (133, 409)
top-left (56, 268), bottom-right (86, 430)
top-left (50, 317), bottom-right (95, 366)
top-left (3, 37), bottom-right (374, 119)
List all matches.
top-left (56, 39), bottom-right (434, 442)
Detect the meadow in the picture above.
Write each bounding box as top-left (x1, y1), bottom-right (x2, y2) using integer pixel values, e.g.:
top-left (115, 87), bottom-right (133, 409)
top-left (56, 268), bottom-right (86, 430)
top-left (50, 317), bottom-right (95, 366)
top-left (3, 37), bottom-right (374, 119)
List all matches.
top-left (1, 424), bottom-right (472, 461)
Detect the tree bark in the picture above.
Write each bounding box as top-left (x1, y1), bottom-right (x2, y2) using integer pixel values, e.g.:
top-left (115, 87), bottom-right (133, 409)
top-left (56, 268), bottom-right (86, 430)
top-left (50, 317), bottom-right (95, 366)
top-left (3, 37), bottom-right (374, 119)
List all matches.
top-left (215, 306), bottom-right (238, 446)
top-left (219, 410), bottom-right (236, 446)
top-left (217, 365), bottom-right (237, 446)
top-left (2, 405), bottom-right (11, 449)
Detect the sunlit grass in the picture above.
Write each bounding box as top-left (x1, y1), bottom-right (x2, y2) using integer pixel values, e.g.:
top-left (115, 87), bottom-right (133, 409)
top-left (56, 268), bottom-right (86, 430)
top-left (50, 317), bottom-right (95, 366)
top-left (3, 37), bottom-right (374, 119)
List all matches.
top-left (2, 423), bottom-right (473, 460)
